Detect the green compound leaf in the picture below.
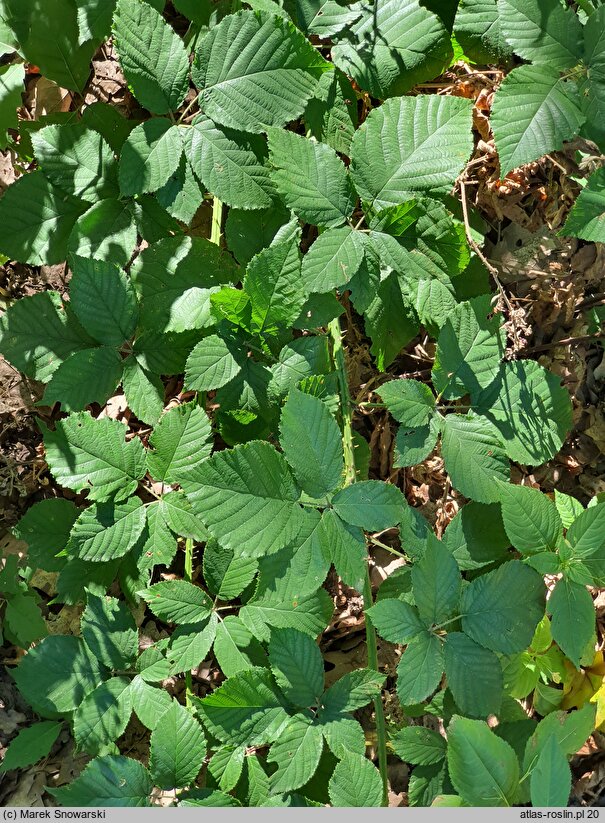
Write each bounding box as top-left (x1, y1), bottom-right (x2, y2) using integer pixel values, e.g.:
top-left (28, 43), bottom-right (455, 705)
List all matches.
top-left (207, 745), bottom-right (246, 793)
top-left (139, 580), bottom-right (213, 625)
top-left (131, 235), bottom-right (238, 334)
top-left (320, 715), bottom-right (366, 759)
top-left (432, 296), bottom-right (505, 400)
top-left (2, 0), bottom-right (95, 92)
top-left (146, 401), bottom-right (212, 485)
top-left (461, 560), bottom-right (545, 655)
top-left (69, 257), bottom-right (138, 347)
top-left (497, 0), bottom-right (582, 70)
top-left (453, 0), bottom-right (514, 64)
top-left (442, 501), bottom-right (510, 571)
top-left (304, 69), bottom-right (358, 155)
top-left (394, 418), bottom-right (440, 469)
top-left (240, 587), bottom-right (333, 639)
top-left (319, 510), bottom-right (367, 592)
top-left (119, 119), bottom-right (182, 196)
top-left (43, 412), bottom-right (146, 502)
top-left (473, 360), bottom-right (573, 465)
top-left (244, 238), bottom-right (306, 336)
top-left (138, 501), bottom-right (177, 569)
top-left (268, 715), bottom-right (324, 793)
top-left (203, 540), bottom-right (257, 600)
top-left (12, 636), bottom-right (105, 717)
top-left (81, 591), bottom-right (138, 670)
top-left (350, 96), bottom-right (473, 207)
top-left (0, 63), bottom-right (25, 150)
top-left (4, 592), bottom-right (47, 648)
top-left (331, 0), bottom-right (451, 99)
top-left (41, 346), bottom-right (123, 412)
top-left (195, 667), bottom-right (289, 747)
top-left (113, 0), bottom-right (190, 114)
top-left (497, 482), bottom-right (563, 554)
top-left (377, 378), bottom-right (435, 428)
top-left (554, 490), bottom-right (584, 529)
top-left (390, 726), bottom-right (446, 767)
top-left (328, 752), bottom-right (383, 807)
top-left (121, 356), bottom-right (165, 425)
top-left (0, 290), bottom-right (92, 382)
top-left (11, 498), bottom-right (78, 572)
top-left (396, 631), bottom-right (444, 704)
top-left (301, 226), bottom-right (366, 294)
top-left (149, 700), bottom-right (207, 789)
top-left (186, 115), bottom-right (275, 210)
top-left (562, 167), bottom-right (605, 242)
top-left (192, 10), bottom-right (330, 133)
top-left (73, 677), bottom-right (133, 755)
top-left (530, 734), bottom-right (571, 808)
top-left (185, 334), bottom-right (242, 391)
top-left (49, 755), bottom-right (152, 806)
top-left (156, 155), bottom-right (204, 224)
top-left (444, 632), bottom-right (503, 718)
top-left (32, 123), bottom-right (118, 202)
top-left (68, 198), bottom-right (138, 266)
top-left (440, 413), bottom-right (510, 504)
top-left (567, 504), bottom-right (605, 582)
top-left (130, 677), bottom-right (173, 731)
top-left (279, 387), bottom-right (343, 499)
top-left (366, 598), bottom-right (426, 645)
top-left (267, 128), bottom-right (355, 228)
top-left (331, 480), bottom-right (404, 531)
top-left (447, 715), bottom-right (519, 807)
top-left (213, 615), bottom-right (265, 678)
top-left (168, 613), bottom-right (218, 676)
top-left (411, 534), bottom-right (461, 626)
top-left (0, 171), bottom-right (87, 265)
top-left (491, 65), bottom-right (584, 176)
top-left (0, 721), bottom-right (62, 774)
top-left (67, 497), bottom-right (146, 563)
top-left (321, 669), bottom-right (384, 714)
top-left (269, 627), bottom-right (324, 708)
top-left (182, 441), bottom-right (305, 557)
top-left (547, 578), bottom-right (595, 668)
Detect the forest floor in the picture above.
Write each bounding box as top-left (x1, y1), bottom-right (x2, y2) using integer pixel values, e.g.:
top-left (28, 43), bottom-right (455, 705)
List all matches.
top-left (0, 50), bottom-right (604, 807)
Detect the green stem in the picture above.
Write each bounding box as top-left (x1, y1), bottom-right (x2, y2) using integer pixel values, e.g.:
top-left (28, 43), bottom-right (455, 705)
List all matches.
top-left (184, 538), bottom-right (194, 708)
top-left (328, 318), bottom-right (356, 487)
top-left (328, 316), bottom-right (389, 806)
top-left (210, 197), bottom-right (223, 247)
